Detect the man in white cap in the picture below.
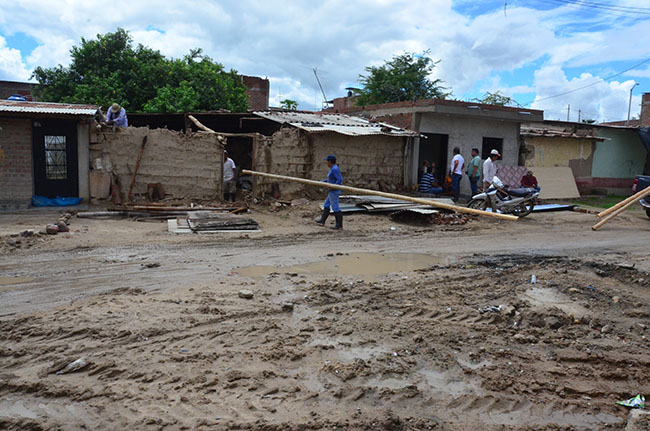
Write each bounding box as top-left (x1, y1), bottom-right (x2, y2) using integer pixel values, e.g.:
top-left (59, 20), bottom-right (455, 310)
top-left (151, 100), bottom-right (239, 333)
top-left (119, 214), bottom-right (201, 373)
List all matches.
top-left (105, 103), bottom-right (128, 128)
top-left (482, 149), bottom-right (500, 189)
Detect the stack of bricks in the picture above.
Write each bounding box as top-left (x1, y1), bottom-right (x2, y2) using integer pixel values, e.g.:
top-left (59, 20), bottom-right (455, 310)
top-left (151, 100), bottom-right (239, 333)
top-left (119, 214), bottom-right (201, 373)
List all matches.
top-left (0, 118), bottom-right (33, 205)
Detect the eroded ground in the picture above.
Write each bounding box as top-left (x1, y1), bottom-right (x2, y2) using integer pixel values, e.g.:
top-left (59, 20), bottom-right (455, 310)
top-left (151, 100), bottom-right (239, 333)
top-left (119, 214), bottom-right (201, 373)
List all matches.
top-left (1, 203), bottom-right (649, 430)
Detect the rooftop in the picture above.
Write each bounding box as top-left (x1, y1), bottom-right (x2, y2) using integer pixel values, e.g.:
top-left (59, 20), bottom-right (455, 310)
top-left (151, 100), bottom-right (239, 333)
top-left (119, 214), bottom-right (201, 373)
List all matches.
top-left (0, 99), bottom-right (99, 116)
top-left (253, 111), bottom-right (419, 137)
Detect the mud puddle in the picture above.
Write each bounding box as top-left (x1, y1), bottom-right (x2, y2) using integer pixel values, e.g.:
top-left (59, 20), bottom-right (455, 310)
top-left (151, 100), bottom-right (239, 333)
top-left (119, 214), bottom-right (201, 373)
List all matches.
top-left (237, 252), bottom-right (450, 281)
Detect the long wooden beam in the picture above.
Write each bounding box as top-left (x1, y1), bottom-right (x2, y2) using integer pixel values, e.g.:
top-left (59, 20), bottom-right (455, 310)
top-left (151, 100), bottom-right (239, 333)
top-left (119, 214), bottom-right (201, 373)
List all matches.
top-left (597, 186), bottom-right (650, 218)
top-left (592, 186), bottom-right (650, 231)
top-left (242, 169), bottom-right (518, 221)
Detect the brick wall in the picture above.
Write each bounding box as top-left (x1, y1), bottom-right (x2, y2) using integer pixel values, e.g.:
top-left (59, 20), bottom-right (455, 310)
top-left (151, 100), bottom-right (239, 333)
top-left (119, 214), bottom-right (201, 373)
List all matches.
top-left (0, 118), bottom-right (33, 205)
top-left (242, 76), bottom-right (270, 111)
top-left (642, 93), bottom-right (650, 127)
top-left (0, 80), bottom-right (36, 101)
top-left (96, 127), bottom-right (224, 200)
top-left (253, 126), bottom-right (406, 197)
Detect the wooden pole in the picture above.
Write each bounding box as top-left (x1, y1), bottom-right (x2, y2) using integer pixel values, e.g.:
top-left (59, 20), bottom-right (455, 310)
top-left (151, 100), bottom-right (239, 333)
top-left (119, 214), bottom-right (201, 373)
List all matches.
top-left (597, 186), bottom-right (650, 218)
top-left (592, 186), bottom-right (650, 231)
top-left (188, 115), bottom-right (225, 145)
top-left (242, 169), bottom-right (519, 221)
top-left (126, 136), bottom-right (147, 204)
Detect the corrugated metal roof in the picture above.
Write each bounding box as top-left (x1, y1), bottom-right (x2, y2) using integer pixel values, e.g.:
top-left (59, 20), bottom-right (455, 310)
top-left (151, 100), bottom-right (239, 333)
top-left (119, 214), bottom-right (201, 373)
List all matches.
top-left (0, 100), bottom-right (99, 116)
top-left (253, 111), bottom-right (418, 137)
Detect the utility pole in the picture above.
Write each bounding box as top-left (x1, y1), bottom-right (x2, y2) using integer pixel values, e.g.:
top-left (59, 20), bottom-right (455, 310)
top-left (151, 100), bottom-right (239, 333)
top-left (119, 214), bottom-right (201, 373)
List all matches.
top-left (627, 82), bottom-right (639, 126)
top-left (313, 68), bottom-right (329, 110)
top-left (578, 109), bottom-right (581, 123)
top-left (567, 104), bottom-right (570, 122)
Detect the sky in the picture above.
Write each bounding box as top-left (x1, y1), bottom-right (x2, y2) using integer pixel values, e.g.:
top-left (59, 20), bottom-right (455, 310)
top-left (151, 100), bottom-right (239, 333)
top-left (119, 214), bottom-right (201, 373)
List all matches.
top-left (1, 0), bottom-right (650, 122)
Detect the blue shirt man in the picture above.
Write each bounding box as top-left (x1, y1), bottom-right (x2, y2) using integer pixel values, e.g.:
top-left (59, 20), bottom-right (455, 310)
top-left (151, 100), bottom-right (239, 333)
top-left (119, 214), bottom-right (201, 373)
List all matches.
top-left (316, 154), bottom-right (343, 230)
top-left (418, 172), bottom-right (443, 195)
top-left (105, 103), bottom-right (128, 128)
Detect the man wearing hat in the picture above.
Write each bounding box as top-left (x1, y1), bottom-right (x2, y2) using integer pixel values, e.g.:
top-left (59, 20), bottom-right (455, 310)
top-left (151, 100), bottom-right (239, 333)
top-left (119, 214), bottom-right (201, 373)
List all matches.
top-left (105, 103), bottom-right (128, 128)
top-left (316, 155), bottom-right (343, 230)
top-left (483, 149), bottom-right (500, 189)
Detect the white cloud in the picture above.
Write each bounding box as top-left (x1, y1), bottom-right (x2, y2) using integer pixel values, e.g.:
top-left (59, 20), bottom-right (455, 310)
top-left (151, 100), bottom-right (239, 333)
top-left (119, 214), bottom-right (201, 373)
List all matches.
top-left (0, 0), bottom-right (647, 117)
top-left (531, 65), bottom-right (641, 122)
top-left (0, 35), bottom-right (32, 81)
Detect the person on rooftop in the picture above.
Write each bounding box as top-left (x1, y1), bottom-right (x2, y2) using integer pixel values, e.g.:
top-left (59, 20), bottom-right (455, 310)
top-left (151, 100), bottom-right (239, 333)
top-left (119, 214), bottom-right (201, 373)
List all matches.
top-left (105, 103), bottom-right (128, 128)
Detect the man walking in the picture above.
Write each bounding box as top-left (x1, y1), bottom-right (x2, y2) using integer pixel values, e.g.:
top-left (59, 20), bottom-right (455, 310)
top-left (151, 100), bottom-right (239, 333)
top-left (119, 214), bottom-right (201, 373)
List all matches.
top-left (316, 155), bottom-right (343, 230)
top-left (223, 150), bottom-right (237, 202)
top-left (466, 148), bottom-right (482, 197)
top-left (483, 149), bottom-right (500, 189)
top-left (450, 147), bottom-right (464, 202)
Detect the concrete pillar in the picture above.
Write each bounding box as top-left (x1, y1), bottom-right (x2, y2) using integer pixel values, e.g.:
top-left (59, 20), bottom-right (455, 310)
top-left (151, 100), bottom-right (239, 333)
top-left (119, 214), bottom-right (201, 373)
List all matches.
top-left (77, 122), bottom-right (90, 201)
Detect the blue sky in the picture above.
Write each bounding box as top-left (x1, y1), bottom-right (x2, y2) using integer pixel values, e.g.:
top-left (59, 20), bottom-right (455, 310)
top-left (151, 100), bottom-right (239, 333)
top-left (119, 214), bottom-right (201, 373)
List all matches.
top-left (1, 0), bottom-right (649, 122)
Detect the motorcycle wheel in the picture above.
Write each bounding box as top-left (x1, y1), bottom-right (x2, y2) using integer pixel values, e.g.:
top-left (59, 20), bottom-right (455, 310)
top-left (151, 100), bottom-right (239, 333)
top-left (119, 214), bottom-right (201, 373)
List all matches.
top-left (467, 199), bottom-right (488, 211)
top-left (513, 201), bottom-right (534, 217)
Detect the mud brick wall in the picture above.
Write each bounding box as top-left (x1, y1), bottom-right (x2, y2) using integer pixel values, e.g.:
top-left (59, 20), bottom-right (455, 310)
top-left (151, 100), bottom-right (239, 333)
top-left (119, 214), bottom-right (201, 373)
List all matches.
top-left (96, 127), bottom-right (223, 200)
top-left (0, 118), bottom-right (33, 205)
top-left (254, 126), bottom-right (406, 197)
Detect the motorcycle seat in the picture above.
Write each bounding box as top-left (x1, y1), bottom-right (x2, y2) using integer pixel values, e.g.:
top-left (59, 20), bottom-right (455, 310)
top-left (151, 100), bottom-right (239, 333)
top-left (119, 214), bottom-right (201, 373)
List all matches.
top-left (508, 188), bottom-right (533, 197)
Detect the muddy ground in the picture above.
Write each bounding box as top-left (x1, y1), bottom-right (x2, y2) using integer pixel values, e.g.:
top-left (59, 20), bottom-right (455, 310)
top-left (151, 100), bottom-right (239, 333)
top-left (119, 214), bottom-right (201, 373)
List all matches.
top-left (1, 201), bottom-right (649, 430)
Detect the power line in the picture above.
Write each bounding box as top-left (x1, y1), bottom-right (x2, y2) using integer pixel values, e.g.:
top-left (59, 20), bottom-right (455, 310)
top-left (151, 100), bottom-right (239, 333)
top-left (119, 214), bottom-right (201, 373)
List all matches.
top-left (522, 57), bottom-right (650, 106)
top-left (533, 0), bottom-right (650, 19)
top-left (548, 0), bottom-right (650, 14)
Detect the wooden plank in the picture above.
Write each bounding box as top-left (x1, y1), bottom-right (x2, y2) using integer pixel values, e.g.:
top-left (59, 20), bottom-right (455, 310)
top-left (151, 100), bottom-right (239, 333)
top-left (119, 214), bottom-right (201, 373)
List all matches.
top-left (126, 136), bottom-right (147, 204)
top-left (242, 169), bottom-right (518, 221)
top-left (592, 186), bottom-right (650, 231)
top-left (597, 186), bottom-right (650, 218)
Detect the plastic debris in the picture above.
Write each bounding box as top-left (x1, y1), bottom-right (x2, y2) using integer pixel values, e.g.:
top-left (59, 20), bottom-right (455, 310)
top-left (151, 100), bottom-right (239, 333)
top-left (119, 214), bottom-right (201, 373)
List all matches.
top-left (480, 305), bottom-right (502, 314)
top-left (56, 358), bottom-right (88, 375)
top-left (531, 274), bottom-right (537, 284)
top-left (617, 394), bottom-right (645, 409)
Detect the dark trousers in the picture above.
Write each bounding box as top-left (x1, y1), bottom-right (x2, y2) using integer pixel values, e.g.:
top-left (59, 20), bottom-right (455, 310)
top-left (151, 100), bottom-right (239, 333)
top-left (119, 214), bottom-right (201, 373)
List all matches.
top-left (468, 175), bottom-right (479, 197)
top-left (451, 173), bottom-right (462, 201)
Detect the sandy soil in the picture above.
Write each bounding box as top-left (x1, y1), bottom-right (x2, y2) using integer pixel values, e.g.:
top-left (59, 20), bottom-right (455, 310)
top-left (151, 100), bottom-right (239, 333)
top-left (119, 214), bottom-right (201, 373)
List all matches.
top-left (1, 201), bottom-right (649, 430)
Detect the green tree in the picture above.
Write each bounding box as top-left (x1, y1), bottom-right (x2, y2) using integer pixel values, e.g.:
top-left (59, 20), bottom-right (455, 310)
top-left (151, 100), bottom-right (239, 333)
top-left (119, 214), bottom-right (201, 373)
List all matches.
top-left (31, 29), bottom-right (249, 113)
top-left (473, 91), bottom-right (519, 107)
top-left (354, 51), bottom-right (450, 106)
top-left (280, 99), bottom-right (298, 110)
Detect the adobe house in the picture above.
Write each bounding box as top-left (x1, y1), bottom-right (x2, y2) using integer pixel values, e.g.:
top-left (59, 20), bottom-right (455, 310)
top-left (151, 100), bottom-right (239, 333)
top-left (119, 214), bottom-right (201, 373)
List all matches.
top-left (0, 99), bottom-right (97, 209)
top-left (521, 120), bottom-right (649, 195)
top-left (127, 110), bottom-right (418, 197)
top-left (327, 97), bottom-right (544, 197)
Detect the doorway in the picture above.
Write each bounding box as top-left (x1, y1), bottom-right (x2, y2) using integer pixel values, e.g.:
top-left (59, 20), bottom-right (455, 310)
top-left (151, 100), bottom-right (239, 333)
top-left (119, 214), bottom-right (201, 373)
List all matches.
top-left (419, 133), bottom-right (448, 182)
top-left (32, 120), bottom-right (79, 198)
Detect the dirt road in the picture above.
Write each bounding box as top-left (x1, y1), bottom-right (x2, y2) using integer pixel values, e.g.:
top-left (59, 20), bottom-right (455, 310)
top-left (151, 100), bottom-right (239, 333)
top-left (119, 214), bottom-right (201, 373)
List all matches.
top-left (1, 205), bottom-right (649, 430)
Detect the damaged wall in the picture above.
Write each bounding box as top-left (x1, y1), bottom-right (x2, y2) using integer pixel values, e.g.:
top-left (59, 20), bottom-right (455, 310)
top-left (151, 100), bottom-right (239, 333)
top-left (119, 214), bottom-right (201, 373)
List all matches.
top-left (253, 127), bottom-right (406, 197)
top-left (0, 118), bottom-right (33, 206)
top-left (94, 127), bottom-right (223, 200)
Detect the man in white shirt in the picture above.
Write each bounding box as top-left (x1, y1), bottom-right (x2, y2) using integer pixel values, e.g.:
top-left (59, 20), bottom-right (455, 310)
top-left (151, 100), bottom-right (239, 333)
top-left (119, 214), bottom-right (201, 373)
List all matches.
top-left (482, 149), bottom-right (500, 189)
top-left (450, 147), bottom-right (464, 202)
top-left (223, 150), bottom-right (237, 202)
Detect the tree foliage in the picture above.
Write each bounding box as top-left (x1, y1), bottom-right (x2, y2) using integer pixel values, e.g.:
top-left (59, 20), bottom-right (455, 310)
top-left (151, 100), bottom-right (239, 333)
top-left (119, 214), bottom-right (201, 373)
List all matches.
top-left (354, 51), bottom-right (450, 106)
top-left (472, 91), bottom-right (519, 107)
top-left (31, 29), bottom-right (249, 113)
top-left (280, 99), bottom-right (298, 110)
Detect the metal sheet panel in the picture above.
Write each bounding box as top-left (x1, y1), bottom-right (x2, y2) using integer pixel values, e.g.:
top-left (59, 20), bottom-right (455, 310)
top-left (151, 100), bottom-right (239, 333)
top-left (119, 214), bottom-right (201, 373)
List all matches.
top-left (0, 100), bottom-right (98, 116)
top-left (253, 111), bottom-right (418, 137)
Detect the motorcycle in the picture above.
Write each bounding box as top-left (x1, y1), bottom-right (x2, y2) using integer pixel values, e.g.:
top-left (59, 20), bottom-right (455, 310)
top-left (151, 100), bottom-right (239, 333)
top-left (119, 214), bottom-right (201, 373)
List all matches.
top-left (467, 176), bottom-right (539, 217)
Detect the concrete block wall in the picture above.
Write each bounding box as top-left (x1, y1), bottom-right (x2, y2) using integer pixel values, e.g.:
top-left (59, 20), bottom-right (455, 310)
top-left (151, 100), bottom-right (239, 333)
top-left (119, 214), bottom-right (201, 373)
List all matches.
top-left (418, 114), bottom-right (520, 197)
top-left (0, 118), bottom-right (33, 205)
top-left (97, 127), bottom-right (223, 200)
top-left (254, 126), bottom-right (406, 197)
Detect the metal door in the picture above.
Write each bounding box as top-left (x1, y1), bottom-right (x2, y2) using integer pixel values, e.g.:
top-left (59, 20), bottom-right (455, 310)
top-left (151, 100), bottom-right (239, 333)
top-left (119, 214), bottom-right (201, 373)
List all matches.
top-left (32, 120), bottom-right (79, 198)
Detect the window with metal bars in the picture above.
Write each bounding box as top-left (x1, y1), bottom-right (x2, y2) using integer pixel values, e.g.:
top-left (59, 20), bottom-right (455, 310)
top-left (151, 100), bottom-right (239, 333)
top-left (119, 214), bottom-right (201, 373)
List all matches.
top-left (44, 135), bottom-right (67, 180)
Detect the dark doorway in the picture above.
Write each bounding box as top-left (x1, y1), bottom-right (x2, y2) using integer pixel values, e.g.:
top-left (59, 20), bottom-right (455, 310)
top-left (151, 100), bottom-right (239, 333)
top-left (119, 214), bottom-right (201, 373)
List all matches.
top-left (225, 136), bottom-right (254, 191)
top-left (32, 120), bottom-right (79, 198)
top-left (419, 133), bottom-right (448, 182)
top-left (482, 137), bottom-right (503, 160)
